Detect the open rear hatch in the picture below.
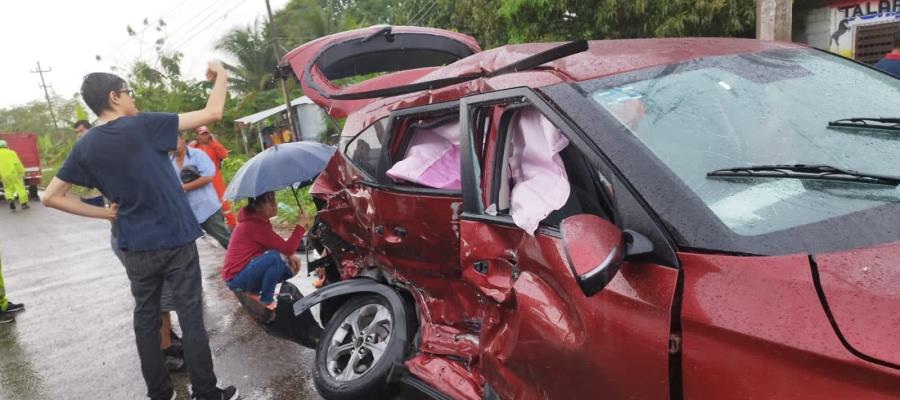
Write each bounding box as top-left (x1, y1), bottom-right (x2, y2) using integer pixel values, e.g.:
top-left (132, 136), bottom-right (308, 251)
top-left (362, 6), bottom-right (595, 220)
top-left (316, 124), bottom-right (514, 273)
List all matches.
top-left (280, 25), bottom-right (481, 118)
top-left (813, 242), bottom-right (900, 369)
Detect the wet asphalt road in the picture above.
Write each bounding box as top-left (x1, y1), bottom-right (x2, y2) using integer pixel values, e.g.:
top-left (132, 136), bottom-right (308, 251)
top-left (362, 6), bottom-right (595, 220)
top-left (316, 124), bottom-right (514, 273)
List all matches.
top-left (0, 199), bottom-right (324, 400)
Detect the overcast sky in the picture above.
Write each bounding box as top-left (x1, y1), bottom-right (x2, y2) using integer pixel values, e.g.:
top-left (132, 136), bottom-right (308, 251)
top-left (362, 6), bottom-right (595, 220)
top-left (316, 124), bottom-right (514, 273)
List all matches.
top-left (0, 0), bottom-right (290, 109)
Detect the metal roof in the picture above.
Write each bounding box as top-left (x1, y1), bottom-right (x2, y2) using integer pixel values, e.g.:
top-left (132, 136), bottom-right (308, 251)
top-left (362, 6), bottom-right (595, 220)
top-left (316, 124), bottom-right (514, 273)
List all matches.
top-left (234, 96), bottom-right (316, 125)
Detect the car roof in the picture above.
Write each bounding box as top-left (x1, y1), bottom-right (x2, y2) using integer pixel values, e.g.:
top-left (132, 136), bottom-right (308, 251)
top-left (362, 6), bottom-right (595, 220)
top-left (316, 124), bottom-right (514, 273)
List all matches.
top-left (339, 38), bottom-right (805, 136)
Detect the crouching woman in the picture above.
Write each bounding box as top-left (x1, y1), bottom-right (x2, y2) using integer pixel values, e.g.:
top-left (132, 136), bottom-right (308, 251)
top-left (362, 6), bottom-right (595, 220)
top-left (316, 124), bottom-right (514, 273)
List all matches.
top-left (221, 191), bottom-right (310, 319)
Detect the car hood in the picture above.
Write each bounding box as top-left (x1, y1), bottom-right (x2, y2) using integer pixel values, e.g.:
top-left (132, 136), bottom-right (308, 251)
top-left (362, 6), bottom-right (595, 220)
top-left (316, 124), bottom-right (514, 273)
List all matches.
top-left (814, 240), bottom-right (900, 369)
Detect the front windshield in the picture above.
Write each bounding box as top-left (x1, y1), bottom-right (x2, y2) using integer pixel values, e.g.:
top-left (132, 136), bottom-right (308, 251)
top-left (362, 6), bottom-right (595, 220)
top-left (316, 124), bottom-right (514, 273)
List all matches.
top-left (585, 48), bottom-right (900, 236)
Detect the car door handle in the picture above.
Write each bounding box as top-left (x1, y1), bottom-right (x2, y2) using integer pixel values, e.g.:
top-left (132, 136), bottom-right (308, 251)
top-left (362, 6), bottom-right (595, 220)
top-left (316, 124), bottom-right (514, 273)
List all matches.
top-left (473, 261), bottom-right (489, 274)
top-left (393, 227), bottom-right (407, 238)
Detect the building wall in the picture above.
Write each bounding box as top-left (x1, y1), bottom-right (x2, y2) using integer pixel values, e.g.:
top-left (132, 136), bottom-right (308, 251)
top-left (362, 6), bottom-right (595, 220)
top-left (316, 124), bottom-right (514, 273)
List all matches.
top-left (801, 7), bottom-right (834, 49)
top-left (798, 1), bottom-right (900, 59)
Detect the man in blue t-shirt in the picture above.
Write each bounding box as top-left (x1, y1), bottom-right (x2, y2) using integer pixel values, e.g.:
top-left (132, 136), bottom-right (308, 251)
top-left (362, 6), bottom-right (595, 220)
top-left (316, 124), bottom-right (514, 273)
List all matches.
top-left (42, 63), bottom-right (239, 400)
top-left (172, 133), bottom-right (231, 249)
top-left (875, 30), bottom-right (900, 77)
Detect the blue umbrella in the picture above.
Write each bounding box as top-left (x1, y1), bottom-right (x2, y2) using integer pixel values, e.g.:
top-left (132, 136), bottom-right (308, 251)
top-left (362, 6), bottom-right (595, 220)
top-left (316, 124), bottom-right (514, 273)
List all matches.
top-left (224, 141), bottom-right (336, 206)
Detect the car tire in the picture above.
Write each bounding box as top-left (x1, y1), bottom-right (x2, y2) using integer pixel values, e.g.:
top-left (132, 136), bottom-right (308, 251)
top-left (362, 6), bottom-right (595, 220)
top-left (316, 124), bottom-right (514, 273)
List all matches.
top-left (313, 293), bottom-right (409, 399)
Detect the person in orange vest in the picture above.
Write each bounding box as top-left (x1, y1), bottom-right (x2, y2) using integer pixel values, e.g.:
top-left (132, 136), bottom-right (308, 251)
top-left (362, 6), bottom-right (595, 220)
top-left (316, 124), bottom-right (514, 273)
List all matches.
top-left (190, 126), bottom-right (236, 228)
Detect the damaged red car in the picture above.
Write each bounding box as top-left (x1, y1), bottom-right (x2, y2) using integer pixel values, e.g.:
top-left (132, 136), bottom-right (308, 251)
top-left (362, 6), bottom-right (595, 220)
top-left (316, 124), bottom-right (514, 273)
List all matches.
top-left (262, 26), bottom-right (900, 399)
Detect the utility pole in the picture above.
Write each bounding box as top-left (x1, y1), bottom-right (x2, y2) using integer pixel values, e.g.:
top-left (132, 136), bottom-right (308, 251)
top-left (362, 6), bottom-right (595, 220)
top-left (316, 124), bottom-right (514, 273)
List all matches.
top-left (31, 61), bottom-right (59, 129)
top-left (266, 0), bottom-right (299, 142)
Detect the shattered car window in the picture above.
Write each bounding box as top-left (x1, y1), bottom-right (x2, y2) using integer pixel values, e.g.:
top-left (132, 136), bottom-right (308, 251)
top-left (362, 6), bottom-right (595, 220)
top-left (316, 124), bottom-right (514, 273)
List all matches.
top-left (587, 49), bottom-right (900, 236)
top-left (343, 118), bottom-right (389, 179)
top-left (386, 117), bottom-right (462, 190)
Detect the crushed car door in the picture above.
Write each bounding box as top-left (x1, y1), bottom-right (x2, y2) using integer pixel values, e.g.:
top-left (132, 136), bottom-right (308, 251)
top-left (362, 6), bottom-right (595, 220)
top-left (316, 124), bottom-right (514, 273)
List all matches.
top-left (281, 25), bottom-right (481, 119)
top-left (366, 103), bottom-right (464, 278)
top-left (310, 118), bottom-right (390, 261)
top-left (458, 89), bottom-right (680, 400)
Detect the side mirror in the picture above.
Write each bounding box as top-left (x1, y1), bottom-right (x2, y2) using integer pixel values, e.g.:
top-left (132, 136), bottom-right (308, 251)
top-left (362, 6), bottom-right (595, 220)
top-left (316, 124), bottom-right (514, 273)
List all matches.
top-left (561, 214), bottom-right (625, 297)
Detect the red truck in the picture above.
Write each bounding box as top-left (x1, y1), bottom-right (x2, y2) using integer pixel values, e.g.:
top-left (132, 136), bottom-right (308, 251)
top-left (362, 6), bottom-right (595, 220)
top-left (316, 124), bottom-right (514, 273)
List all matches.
top-left (0, 132), bottom-right (42, 199)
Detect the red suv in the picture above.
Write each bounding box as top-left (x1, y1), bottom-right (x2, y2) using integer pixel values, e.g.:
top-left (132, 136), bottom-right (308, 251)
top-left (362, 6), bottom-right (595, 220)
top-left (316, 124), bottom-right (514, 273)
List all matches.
top-left (265, 26), bottom-right (900, 399)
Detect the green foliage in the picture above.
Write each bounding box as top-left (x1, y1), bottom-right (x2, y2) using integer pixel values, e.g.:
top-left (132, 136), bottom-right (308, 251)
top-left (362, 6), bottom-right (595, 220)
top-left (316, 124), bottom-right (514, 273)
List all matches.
top-left (74, 103), bottom-right (89, 122)
top-left (36, 134), bottom-right (74, 170)
top-left (0, 96), bottom-right (83, 178)
top-left (266, 0), bottom-right (756, 50)
top-left (220, 154), bottom-right (251, 183)
top-left (273, 0), bottom-right (360, 51)
top-left (129, 52), bottom-right (211, 114)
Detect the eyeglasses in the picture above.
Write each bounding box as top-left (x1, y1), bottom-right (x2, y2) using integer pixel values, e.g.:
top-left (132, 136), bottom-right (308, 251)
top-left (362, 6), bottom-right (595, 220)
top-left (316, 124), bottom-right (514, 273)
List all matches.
top-left (116, 89), bottom-right (135, 97)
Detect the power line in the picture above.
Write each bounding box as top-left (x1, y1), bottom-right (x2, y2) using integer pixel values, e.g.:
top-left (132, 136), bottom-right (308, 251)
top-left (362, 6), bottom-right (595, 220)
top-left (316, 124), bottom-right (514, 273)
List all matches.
top-left (60, 0), bottom-right (215, 90)
top-left (164, 0), bottom-right (247, 53)
top-left (413, 0), bottom-right (437, 26)
top-left (162, 0), bottom-right (235, 51)
top-left (188, 9), bottom-right (237, 74)
top-left (159, 0), bottom-right (218, 39)
top-left (407, 0), bottom-right (434, 25)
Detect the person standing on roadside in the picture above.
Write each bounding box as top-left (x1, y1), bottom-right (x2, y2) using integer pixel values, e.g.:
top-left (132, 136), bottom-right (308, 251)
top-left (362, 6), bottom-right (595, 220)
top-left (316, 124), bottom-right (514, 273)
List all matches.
top-left (71, 120), bottom-right (106, 207)
top-left (0, 140), bottom-right (29, 212)
top-left (74, 119), bottom-right (188, 372)
top-left (42, 61), bottom-right (239, 400)
top-left (173, 132), bottom-right (231, 249)
top-left (190, 126), bottom-right (235, 228)
top-left (73, 120), bottom-right (92, 139)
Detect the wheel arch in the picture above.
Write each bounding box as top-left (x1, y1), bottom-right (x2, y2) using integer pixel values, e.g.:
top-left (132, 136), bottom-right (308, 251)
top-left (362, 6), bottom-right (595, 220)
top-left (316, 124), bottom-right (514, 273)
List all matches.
top-left (277, 277), bottom-right (418, 350)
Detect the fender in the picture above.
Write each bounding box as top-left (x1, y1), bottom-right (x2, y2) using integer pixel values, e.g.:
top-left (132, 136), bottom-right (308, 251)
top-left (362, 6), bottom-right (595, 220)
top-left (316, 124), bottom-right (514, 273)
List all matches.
top-left (267, 278), bottom-right (411, 350)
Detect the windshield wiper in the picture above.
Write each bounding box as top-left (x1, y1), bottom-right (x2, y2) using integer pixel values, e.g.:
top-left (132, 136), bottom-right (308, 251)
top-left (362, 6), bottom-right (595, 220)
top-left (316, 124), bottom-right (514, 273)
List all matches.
top-left (707, 164), bottom-right (900, 186)
top-left (827, 117), bottom-right (900, 132)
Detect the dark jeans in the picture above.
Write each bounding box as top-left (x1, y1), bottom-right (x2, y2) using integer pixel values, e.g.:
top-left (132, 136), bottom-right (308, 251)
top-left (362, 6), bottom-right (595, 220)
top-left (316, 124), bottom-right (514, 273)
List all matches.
top-left (112, 233), bottom-right (175, 313)
top-left (226, 250), bottom-right (293, 304)
top-left (120, 242), bottom-right (218, 399)
top-left (200, 210), bottom-right (231, 249)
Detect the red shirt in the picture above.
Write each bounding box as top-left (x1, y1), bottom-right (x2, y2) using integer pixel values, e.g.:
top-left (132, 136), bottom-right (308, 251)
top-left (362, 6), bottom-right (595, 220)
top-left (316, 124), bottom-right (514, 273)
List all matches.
top-left (221, 207), bottom-right (305, 281)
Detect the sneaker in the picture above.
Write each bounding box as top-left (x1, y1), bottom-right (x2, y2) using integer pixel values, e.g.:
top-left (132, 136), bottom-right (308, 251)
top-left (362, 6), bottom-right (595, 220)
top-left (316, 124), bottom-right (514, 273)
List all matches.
top-left (5, 302), bottom-right (24, 313)
top-left (0, 311), bottom-right (13, 324)
top-left (192, 386), bottom-right (239, 400)
top-left (8, 202), bottom-right (14, 211)
top-left (20, 203), bottom-right (29, 210)
top-left (165, 354), bottom-right (187, 372)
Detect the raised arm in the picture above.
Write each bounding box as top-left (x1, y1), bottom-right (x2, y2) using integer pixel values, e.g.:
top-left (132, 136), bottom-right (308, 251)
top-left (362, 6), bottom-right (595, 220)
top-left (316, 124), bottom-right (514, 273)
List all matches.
top-left (178, 61), bottom-right (228, 131)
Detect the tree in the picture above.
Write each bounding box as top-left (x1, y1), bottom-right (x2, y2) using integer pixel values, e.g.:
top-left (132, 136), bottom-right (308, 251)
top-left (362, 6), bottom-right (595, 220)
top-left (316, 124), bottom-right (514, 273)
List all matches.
top-left (273, 0), bottom-right (360, 51)
top-left (217, 21), bottom-right (278, 95)
top-left (128, 51), bottom-right (209, 114)
top-left (407, 0), bottom-right (756, 48)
